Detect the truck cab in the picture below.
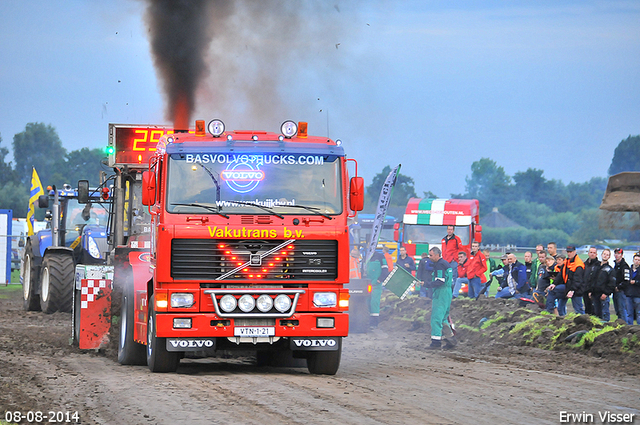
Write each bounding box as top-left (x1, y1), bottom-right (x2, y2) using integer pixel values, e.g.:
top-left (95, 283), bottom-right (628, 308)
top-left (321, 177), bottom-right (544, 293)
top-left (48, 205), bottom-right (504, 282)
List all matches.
top-left (115, 120), bottom-right (364, 375)
top-left (394, 198), bottom-right (482, 261)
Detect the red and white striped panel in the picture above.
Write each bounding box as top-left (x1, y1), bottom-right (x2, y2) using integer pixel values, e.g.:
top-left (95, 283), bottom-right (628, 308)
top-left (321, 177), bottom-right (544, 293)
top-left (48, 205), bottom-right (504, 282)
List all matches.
top-left (80, 279), bottom-right (112, 309)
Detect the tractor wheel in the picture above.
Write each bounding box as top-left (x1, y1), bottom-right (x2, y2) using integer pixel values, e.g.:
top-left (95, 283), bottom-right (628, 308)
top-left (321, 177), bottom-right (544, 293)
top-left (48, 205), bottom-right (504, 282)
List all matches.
top-left (146, 295), bottom-right (180, 373)
top-left (22, 241), bottom-right (41, 311)
top-left (118, 282), bottom-right (146, 365)
top-left (39, 253), bottom-right (74, 314)
top-left (306, 339), bottom-right (342, 375)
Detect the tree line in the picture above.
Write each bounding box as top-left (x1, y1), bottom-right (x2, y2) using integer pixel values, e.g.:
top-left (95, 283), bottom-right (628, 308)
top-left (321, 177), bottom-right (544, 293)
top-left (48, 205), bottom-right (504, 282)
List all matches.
top-left (0, 123), bottom-right (107, 217)
top-left (364, 135), bottom-right (640, 246)
top-left (1, 122), bottom-right (639, 246)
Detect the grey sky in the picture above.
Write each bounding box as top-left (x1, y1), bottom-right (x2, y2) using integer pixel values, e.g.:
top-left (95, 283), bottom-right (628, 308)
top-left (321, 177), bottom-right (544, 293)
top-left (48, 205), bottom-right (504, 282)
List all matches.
top-left (1, 1), bottom-right (638, 197)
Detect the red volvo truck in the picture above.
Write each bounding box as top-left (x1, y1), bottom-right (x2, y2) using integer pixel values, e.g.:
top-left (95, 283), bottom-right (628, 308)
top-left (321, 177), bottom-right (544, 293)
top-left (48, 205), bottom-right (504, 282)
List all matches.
top-left (106, 120), bottom-right (363, 374)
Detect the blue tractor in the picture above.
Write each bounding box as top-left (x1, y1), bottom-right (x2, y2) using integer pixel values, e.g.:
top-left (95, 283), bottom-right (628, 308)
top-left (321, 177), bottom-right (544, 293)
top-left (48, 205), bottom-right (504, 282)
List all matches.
top-left (22, 184), bottom-right (110, 313)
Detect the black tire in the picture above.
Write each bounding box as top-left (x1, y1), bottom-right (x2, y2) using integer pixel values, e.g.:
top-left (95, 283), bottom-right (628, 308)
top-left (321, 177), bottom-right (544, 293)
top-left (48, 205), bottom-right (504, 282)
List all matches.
top-left (306, 339), bottom-right (342, 375)
top-left (118, 282), bottom-right (146, 365)
top-left (22, 242), bottom-right (41, 311)
top-left (39, 253), bottom-right (74, 314)
top-left (146, 295), bottom-right (180, 373)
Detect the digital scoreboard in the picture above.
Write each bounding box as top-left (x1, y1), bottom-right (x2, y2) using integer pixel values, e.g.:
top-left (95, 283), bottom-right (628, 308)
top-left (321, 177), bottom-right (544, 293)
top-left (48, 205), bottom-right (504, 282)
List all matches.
top-left (108, 124), bottom-right (175, 167)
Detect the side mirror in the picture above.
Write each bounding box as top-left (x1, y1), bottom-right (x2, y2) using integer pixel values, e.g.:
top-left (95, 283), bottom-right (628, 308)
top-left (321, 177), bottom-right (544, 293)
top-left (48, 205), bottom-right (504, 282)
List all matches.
top-left (475, 224), bottom-right (483, 242)
top-left (38, 194), bottom-right (49, 209)
top-left (77, 180), bottom-right (89, 204)
top-left (349, 177), bottom-right (364, 212)
top-left (142, 171), bottom-right (156, 206)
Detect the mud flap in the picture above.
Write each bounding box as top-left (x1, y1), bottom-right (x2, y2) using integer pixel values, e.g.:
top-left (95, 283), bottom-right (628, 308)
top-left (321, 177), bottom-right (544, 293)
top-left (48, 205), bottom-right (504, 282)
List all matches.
top-left (77, 278), bottom-right (112, 350)
top-left (290, 337), bottom-right (341, 351)
top-left (166, 338), bottom-right (217, 352)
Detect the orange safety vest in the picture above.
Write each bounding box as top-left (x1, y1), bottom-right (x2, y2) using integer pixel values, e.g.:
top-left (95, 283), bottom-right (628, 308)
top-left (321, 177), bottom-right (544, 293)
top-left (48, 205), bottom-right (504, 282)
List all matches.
top-left (350, 256), bottom-right (361, 279)
top-left (384, 252), bottom-right (393, 270)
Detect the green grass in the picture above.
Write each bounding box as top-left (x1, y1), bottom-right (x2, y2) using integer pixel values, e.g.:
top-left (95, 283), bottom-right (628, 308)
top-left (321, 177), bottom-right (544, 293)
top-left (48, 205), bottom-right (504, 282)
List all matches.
top-left (0, 284), bottom-right (22, 299)
top-left (572, 324), bottom-right (623, 348)
top-left (11, 269), bottom-right (20, 283)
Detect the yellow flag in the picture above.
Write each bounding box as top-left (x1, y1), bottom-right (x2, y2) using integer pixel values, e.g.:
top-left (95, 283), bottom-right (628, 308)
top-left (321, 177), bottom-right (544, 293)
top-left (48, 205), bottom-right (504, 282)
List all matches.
top-left (27, 167), bottom-right (45, 236)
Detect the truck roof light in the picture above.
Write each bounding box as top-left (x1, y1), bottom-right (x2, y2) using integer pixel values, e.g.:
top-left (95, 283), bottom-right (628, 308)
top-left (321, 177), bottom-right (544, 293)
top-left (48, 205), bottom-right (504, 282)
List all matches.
top-left (252, 135), bottom-right (258, 141)
top-left (101, 187), bottom-right (110, 200)
top-left (297, 122), bottom-right (308, 138)
top-left (281, 120), bottom-right (297, 138)
top-left (208, 119), bottom-right (225, 137)
top-left (195, 120), bottom-right (206, 136)
top-left (336, 139), bottom-right (342, 146)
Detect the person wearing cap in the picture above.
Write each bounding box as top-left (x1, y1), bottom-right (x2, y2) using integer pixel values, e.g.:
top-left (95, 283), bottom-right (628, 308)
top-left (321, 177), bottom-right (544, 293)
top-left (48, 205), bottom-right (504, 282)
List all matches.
top-left (533, 254), bottom-right (555, 308)
top-left (546, 254), bottom-right (569, 315)
top-left (562, 245), bottom-right (586, 314)
top-left (492, 254), bottom-right (509, 287)
top-left (613, 248), bottom-right (630, 322)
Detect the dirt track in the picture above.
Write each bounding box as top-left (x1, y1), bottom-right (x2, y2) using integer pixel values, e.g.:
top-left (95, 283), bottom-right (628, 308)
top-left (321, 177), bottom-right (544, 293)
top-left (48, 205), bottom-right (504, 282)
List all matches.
top-left (1, 286), bottom-right (639, 425)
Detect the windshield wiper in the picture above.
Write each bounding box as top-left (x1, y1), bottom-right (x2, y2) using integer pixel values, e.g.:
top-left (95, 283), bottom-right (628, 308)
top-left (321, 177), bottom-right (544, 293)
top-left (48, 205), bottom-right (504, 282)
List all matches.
top-left (227, 200), bottom-right (285, 219)
top-left (277, 204), bottom-right (333, 220)
top-left (170, 203), bottom-right (229, 218)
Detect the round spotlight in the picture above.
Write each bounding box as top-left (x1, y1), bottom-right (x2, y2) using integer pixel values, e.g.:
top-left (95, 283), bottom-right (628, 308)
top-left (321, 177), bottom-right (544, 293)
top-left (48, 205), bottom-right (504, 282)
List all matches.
top-left (280, 120), bottom-right (297, 138)
top-left (274, 294), bottom-right (292, 313)
top-left (238, 294), bottom-right (256, 313)
top-left (335, 139), bottom-right (342, 146)
top-left (208, 119), bottom-right (225, 137)
top-left (219, 294), bottom-right (237, 313)
top-left (256, 295), bottom-right (273, 312)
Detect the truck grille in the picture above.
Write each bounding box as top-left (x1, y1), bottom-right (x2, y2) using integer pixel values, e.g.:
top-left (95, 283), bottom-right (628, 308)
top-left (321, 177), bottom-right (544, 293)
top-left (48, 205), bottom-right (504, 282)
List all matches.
top-left (171, 239), bottom-right (338, 281)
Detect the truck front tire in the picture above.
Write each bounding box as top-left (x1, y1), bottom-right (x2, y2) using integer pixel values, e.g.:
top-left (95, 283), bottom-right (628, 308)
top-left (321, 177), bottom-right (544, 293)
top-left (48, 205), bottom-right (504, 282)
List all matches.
top-left (306, 339), bottom-right (342, 375)
top-left (146, 295), bottom-right (180, 373)
top-left (39, 253), bottom-right (74, 314)
top-left (22, 242), bottom-right (41, 311)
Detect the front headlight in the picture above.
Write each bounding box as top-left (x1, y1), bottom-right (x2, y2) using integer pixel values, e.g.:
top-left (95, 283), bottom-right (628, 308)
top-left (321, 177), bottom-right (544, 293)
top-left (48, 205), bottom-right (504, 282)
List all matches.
top-left (170, 293), bottom-right (194, 308)
top-left (313, 292), bottom-right (337, 308)
top-left (256, 294), bottom-right (273, 312)
top-left (87, 236), bottom-right (101, 259)
top-left (220, 294), bottom-right (237, 312)
top-left (274, 294), bottom-right (292, 313)
top-left (238, 294), bottom-right (255, 312)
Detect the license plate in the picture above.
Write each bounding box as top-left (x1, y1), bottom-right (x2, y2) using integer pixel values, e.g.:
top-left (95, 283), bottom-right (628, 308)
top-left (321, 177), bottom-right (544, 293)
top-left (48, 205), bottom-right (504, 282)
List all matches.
top-left (234, 327), bottom-right (275, 337)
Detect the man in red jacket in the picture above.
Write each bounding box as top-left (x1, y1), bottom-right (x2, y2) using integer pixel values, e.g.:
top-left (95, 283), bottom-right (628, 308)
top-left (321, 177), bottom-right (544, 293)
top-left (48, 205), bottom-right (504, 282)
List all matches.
top-left (442, 226), bottom-right (463, 282)
top-left (466, 241), bottom-right (487, 299)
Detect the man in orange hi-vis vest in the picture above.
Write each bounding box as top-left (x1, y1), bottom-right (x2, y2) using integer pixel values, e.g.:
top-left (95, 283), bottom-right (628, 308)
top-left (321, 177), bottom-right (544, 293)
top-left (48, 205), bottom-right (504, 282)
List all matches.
top-left (350, 246), bottom-right (362, 279)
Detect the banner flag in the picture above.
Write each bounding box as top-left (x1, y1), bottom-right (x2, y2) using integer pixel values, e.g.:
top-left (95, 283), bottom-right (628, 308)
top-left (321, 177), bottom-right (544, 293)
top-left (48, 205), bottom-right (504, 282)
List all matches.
top-left (27, 167), bottom-right (44, 236)
top-left (364, 164), bottom-right (400, 266)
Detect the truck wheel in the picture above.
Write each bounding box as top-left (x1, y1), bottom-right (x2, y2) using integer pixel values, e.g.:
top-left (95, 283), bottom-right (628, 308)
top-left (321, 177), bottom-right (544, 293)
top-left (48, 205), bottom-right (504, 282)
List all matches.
top-left (22, 242), bottom-right (41, 311)
top-left (118, 283), bottom-right (146, 365)
top-left (39, 254), bottom-right (74, 314)
top-left (146, 295), bottom-right (180, 372)
top-left (306, 339), bottom-right (342, 375)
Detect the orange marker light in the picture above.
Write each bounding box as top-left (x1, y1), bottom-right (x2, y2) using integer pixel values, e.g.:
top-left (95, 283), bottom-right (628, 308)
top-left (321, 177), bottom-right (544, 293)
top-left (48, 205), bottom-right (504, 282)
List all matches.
top-left (298, 121), bottom-right (308, 138)
top-left (195, 120), bottom-right (206, 136)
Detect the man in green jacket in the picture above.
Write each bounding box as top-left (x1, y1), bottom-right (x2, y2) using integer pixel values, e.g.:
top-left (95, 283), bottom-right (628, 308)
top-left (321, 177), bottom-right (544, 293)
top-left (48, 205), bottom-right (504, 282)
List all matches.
top-left (424, 247), bottom-right (456, 349)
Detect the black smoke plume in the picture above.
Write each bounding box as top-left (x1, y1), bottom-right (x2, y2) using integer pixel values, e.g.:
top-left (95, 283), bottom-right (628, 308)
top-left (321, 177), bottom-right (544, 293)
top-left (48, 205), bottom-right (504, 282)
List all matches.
top-left (144, 0), bottom-right (231, 130)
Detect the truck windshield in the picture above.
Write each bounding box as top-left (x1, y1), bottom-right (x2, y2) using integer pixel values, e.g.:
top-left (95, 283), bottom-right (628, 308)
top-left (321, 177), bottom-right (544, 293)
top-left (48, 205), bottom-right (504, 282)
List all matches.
top-left (166, 153), bottom-right (343, 215)
top-left (403, 224), bottom-right (470, 246)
